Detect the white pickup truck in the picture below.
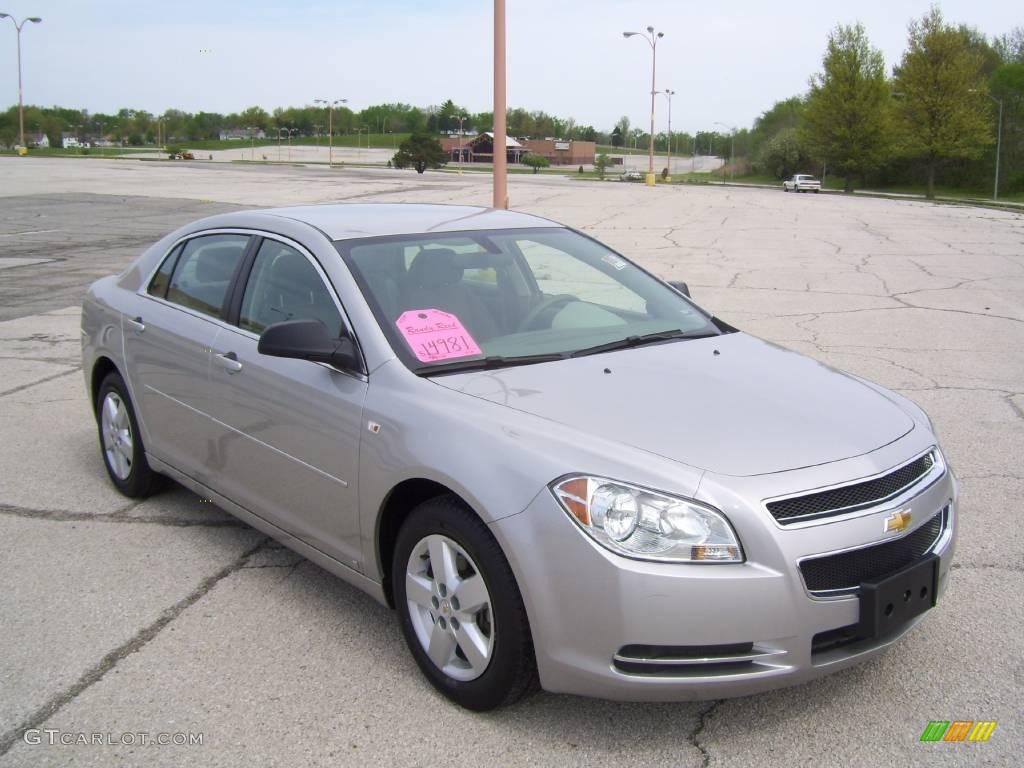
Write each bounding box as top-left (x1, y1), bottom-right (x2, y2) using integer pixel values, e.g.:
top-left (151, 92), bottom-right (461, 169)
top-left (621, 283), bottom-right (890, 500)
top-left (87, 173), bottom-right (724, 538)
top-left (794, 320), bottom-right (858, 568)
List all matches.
top-left (783, 174), bottom-right (821, 193)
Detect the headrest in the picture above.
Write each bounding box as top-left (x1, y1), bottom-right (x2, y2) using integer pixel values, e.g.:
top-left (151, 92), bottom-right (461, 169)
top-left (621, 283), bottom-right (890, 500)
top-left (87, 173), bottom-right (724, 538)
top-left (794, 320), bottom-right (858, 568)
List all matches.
top-left (407, 248), bottom-right (463, 288)
top-left (194, 246), bottom-right (240, 284)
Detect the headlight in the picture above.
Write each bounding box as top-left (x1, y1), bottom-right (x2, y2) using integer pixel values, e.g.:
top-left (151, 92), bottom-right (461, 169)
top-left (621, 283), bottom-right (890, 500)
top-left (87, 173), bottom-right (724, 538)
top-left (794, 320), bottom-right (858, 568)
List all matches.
top-left (550, 476), bottom-right (743, 563)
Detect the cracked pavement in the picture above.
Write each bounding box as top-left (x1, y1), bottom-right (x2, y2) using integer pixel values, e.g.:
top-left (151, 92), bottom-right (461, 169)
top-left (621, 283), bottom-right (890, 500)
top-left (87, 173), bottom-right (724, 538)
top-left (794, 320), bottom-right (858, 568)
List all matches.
top-left (0, 158), bottom-right (1021, 766)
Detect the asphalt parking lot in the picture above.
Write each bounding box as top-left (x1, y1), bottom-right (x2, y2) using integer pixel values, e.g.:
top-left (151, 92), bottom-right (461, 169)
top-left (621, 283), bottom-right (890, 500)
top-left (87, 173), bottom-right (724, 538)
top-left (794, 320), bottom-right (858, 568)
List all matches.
top-left (1, 157), bottom-right (1022, 767)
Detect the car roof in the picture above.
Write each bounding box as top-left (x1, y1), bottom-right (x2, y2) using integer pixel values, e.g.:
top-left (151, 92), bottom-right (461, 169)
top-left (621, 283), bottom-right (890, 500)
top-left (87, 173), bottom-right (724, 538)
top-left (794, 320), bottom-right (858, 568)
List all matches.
top-left (233, 203), bottom-right (563, 241)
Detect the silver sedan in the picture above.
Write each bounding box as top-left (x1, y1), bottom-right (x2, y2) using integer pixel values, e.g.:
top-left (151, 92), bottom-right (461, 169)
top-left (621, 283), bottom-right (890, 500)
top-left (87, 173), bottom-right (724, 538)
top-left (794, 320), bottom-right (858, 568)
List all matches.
top-left (82, 203), bottom-right (957, 710)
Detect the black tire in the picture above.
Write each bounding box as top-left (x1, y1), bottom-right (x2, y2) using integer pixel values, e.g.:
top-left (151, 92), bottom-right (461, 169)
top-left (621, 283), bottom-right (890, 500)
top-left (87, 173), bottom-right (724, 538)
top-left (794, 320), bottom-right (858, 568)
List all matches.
top-left (95, 371), bottom-right (160, 498)
top-left (393, 495), bottom-right (539, 711)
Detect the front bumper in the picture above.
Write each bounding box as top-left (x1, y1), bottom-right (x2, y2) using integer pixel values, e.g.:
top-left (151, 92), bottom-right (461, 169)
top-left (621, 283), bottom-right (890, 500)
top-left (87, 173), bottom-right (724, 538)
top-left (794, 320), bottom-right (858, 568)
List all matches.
top-left (489, 457), bottom-right (957, 702)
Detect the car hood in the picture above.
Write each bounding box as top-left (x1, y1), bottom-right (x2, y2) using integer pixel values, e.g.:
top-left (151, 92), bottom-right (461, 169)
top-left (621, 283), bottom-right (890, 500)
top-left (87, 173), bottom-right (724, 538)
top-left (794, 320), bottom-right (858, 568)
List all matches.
top-left (431, 333), bottom-right (914, 477)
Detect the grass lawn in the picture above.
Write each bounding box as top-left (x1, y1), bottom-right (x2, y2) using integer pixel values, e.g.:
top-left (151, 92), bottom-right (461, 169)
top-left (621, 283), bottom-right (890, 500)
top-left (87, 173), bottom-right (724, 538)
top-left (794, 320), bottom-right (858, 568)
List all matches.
top-left (0, 147), bottom-right (157, 157)
top-left (177, 133), bottom-right (410, 151)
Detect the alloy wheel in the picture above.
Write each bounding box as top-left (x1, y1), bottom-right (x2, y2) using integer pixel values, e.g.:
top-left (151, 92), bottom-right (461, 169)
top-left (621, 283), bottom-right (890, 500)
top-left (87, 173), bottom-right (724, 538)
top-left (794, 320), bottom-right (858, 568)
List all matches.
top-left (100, 391), bottom-right (133, 480)
top-left (405, 534), bottom-right (495, 682)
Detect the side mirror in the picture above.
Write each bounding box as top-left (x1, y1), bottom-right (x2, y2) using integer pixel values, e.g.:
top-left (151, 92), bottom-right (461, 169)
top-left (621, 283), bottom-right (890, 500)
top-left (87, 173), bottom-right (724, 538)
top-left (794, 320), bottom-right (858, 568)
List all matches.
top-left (667, 280), bottom-right (691, 298)
top-left (258, 319), bottom-right (359, 371)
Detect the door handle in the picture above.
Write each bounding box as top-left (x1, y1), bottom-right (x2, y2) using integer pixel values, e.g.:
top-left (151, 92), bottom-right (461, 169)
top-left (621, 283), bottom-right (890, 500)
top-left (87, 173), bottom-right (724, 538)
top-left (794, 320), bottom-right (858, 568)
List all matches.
top-left (215, 351), bottom-right (243, 374)
top-left (126, 316), bottom-right (145, 333)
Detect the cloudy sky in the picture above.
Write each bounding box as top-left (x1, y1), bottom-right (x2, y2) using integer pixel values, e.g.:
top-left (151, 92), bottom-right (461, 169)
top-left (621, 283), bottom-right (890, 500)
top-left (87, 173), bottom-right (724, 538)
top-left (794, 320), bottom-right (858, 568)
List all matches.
top-left (0, 0), bottom-right (1017, 133)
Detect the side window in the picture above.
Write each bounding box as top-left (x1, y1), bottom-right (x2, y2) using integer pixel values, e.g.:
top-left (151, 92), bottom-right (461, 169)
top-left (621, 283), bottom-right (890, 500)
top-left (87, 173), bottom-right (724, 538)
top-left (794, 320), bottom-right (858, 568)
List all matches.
top-left (147, 243), bottom-right (183, 298)
top-left (166, 235), bottom-right (248, 318)
top-left (239, 240), bottom-right (343, 336)
top-left (517, 239), bottom-right (647, 313)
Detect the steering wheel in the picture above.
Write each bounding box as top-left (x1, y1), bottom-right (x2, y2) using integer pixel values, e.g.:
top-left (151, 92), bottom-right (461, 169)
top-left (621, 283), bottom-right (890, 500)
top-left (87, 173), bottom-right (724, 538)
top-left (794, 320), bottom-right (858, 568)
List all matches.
top-left (517, 294), bottom-right (577, 332)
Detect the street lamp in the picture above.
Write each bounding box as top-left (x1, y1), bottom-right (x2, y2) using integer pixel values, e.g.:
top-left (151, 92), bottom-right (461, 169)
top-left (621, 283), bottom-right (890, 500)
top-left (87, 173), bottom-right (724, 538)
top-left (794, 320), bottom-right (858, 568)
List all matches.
top-left (245, 126), bottom-right (258, 161)
top-left (457, 114), bottom-right (467, 174)
top-left (276, 127), bottom-right (288, 161)
top-left (314, 98), bottom-right (347, 168)
top-left (660, 89), bottom-right (675, 181)
top-left (285, 127), bottom-right (298, 161)
top-left (714, 122), bottom-right (736, 180)
top-left (356, 125), bottom-right (369, 162)
top-left (0, 12), bottom-right (42, 153)
top-left (623, 25), bottom-right (664, 187)
top-left (985, 94), bottom-right (1003, 201)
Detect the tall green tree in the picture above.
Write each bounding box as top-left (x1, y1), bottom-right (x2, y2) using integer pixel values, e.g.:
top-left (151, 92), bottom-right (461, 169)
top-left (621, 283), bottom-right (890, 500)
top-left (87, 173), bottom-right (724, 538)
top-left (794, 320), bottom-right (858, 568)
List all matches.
top-left (802, 23), bottom-right (893, 192)
top-left (893, 7), bottom-right (993, 198)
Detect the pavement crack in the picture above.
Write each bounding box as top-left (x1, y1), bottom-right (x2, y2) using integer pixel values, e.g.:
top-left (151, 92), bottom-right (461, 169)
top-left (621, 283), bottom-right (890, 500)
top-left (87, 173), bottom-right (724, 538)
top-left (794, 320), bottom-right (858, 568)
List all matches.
top-left (0, 503), bottom-right (247, 528)
top-left (0, 367), bottom-right (82, 398)
top-left (689, 699), bottom-right (721, 767)
top-left (0, 537), bottom-right (271, 757)
top-left (951, 563), bottom-right (1023, 572)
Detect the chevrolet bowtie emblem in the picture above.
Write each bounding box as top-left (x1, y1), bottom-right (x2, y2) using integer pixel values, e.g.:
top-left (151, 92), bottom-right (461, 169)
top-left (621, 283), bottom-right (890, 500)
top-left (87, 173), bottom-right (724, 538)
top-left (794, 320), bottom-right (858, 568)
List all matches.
top-left (885, 510), bottom-right (912, 533)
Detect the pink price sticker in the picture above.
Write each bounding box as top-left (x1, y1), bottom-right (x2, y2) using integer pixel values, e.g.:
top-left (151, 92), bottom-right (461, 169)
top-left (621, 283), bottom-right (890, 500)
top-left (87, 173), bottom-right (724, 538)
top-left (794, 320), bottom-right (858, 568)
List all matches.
top-left (396, 309), bottom-right (483, 363)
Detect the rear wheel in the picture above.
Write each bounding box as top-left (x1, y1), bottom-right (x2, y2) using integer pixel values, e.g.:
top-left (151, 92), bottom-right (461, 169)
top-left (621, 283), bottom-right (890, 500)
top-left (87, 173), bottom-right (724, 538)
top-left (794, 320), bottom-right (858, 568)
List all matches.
top-left (96, 372), bottom-right (159, 498)
top-left (393, 495), bottom-right (539, 710)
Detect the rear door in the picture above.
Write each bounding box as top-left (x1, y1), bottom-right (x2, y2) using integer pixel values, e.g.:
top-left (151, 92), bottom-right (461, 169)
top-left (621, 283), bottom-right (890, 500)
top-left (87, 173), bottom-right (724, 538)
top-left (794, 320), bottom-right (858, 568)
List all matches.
top-left (124, 233), bottom-right (252, 481)
top-left (206, 236), bottom-right (367, 570)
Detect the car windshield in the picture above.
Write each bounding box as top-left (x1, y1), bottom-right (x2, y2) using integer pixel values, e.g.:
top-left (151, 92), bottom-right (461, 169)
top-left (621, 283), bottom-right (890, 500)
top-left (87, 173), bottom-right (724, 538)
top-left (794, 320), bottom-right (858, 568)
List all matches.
top-left (338, 227), bottom-right (719, 373)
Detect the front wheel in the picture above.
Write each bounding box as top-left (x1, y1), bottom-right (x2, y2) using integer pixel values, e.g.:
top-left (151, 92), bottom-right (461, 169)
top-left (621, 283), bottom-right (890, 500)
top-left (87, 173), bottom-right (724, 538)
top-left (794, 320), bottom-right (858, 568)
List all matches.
top-left (96, 371), bottom-right (160, 497)
top-left (393, 496), bottom-right (539, 710)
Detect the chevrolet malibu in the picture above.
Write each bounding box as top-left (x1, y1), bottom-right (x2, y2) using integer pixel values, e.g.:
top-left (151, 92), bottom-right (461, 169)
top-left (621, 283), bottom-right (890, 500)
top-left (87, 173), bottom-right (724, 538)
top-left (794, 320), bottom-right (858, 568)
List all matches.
top-left (82, 203), bottom-right (957, 710)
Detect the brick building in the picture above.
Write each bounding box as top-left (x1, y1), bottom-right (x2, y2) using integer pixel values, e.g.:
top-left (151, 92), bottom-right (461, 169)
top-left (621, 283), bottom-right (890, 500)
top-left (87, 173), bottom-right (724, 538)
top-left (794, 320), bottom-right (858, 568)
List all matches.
top-left (440, 133), bottom-right (595, 166)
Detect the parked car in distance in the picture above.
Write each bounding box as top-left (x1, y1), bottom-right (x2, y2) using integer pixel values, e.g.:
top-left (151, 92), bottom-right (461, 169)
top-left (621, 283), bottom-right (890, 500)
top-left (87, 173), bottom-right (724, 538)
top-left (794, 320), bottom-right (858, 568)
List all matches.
top-left (783, 174), bottom-right (822, 193)
top-left (620, 167), bottom-right (644, 181)
top-left (782, 175), bottom-right (823, 193)
top-left (82, 203), bottom-right (956, 710)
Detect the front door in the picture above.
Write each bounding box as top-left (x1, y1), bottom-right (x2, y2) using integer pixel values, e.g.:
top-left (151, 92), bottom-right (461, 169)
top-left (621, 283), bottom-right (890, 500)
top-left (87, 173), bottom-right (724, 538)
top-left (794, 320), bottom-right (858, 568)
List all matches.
top-left (207, 237), bottom-right (367, 571)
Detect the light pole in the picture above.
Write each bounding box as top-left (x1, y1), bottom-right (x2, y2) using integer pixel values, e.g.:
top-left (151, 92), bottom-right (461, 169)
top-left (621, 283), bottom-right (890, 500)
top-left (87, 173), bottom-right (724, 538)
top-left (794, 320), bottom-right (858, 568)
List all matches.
top-left (715, 122), bottom-right (736, 180)
top-left (457, 114), bottom-right (467, 174)
top-left (277, 127), bottom-right (287, 161)
top-left (623, 25), bottom-right (664, 187)
top-left (356, 126), bottom-right (368, 162)
top-left (660, 89), bottom-right (674, 181)
top-left (0, 13), bottom-right (42, 153)
top-left (246, 126), bottom-right (257, 161)
top-left (985, 94), bottom-right (1003, 201)
top-left (285, 127), bottom-right (298, 161)
top-left (493, 0), bottom-right (508, 208)
top-left (314, 98), bottom-right (347, 168)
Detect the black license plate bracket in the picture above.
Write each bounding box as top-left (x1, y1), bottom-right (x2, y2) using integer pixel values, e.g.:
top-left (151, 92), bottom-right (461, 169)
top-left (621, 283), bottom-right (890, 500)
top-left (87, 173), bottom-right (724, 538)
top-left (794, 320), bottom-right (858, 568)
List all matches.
top-left (857, 554), bottom-right (939, 639)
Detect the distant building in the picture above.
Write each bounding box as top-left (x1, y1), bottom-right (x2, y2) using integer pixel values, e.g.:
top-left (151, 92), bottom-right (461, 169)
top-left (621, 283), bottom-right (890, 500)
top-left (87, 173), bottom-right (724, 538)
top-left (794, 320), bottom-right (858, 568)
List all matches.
top-left (521, 138), bottom-right (596, 166)
top-left (439, 132), bottom-right (595, 165)
top-left (62, 133), bottom-right (80, 149)
top-left (219, 128), bottom-right (266, 140)
top-left (26, 132), bottom-right (50, 148)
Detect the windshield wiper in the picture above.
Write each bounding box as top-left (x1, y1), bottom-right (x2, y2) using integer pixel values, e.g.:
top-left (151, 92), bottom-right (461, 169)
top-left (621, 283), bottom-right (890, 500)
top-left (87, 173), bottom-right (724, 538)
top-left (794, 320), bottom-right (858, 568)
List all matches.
top-left (569, 329), bottom-right (718, 358)
top-left (417, 352), bottom-right (567, 376)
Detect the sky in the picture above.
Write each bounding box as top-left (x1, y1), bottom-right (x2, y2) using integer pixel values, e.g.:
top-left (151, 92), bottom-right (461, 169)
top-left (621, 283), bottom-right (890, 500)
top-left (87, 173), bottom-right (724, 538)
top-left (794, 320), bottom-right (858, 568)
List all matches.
top-left (0, 0), bottom-right (1018, 134)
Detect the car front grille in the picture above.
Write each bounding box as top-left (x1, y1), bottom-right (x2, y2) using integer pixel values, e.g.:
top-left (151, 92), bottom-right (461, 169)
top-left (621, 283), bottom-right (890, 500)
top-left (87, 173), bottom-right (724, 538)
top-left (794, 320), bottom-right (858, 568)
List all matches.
top-left (767, 451), bottom-right (937, 525)
top-left (799, 508), bottom-right (946, 595)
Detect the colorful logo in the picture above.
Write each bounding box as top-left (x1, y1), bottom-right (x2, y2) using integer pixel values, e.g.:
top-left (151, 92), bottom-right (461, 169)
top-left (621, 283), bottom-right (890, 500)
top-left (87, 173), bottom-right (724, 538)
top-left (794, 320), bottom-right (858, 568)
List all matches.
top-left (920, 721), bottom-right (997, 742)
